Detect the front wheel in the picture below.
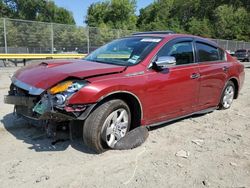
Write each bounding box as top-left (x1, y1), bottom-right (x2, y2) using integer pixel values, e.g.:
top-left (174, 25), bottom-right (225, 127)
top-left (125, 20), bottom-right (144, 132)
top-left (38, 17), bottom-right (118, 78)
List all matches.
top-left (219, 81), bottom-right (235, 110)
top-left (83, 99), bottom-right (131, 153)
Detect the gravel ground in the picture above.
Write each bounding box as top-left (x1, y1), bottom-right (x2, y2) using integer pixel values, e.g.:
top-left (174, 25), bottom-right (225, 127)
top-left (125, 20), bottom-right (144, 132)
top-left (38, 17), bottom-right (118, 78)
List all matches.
top-left (0, 63), bottom-right (250, 188)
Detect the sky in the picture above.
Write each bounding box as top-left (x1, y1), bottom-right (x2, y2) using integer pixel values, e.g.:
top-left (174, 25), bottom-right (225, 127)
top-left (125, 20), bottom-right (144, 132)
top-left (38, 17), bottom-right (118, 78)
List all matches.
top-left (53, 0), bottom-right (153, 26)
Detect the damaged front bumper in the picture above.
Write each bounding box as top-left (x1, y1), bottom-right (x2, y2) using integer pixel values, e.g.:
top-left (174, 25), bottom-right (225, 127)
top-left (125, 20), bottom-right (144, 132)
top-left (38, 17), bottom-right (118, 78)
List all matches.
top-left (4, 94), bottom-right (96, 122)
top-left (4, 95), bottom-right (36, 107)
top-left (4, 77), bottom-right (95, 124)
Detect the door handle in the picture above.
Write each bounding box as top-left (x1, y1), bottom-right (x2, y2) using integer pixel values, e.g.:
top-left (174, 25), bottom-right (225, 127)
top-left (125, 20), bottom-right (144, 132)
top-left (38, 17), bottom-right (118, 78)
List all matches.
top-left (190, 73), bottom-right (200, 79)
top-left (222, 66), bottom-right (229, 72)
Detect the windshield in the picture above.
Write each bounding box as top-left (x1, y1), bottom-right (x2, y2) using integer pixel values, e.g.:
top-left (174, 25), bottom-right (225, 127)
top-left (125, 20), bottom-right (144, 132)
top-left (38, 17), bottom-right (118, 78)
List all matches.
top-left (85, 37), bottom-right (162, 66)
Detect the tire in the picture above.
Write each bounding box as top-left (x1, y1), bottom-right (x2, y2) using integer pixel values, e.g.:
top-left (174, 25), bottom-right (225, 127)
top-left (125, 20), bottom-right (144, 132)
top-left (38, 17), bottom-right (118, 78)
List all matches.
top-left (83, 99), bottom-right (131, 153)
top-left (218, 81), bottom-right (235, 110)
top-left (114, 126), bottom-right (149, 150)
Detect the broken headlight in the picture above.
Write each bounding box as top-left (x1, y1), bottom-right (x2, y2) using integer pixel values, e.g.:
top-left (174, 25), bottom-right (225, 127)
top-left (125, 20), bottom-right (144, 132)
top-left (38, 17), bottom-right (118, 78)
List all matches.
top-left (33, 80), bottom-right (88, 115)
top-left (49, 80), bottom-right (88, 108)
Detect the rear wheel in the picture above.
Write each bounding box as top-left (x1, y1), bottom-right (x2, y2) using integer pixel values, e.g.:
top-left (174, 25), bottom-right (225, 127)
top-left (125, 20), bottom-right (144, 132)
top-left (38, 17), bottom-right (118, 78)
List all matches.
top-left (83, 99), bottom-right (131, 153)
top-left (219, 81), bottom-right (235, 110)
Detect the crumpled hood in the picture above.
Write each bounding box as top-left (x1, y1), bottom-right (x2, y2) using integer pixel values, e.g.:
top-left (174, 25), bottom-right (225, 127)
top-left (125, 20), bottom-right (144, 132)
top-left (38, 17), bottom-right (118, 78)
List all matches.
top-left (13, 59), bottom-right (126, 92)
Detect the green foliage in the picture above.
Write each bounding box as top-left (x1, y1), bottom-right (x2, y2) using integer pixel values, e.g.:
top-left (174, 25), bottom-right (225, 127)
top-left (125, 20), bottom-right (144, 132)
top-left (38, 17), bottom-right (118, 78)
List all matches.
top-left (137, 0), bottom-right (173, 31)
top-left (0, 18), bottom-right (87, 53)
top-left (0, 0), bottom-right (76, 52)
top-left (53, 24), bottom-right (87, 51)
top-left (85, 0), bottom-right (250, 41)
top-left (86, 2), bottom-right (109, 27)
top-left (0, 0), bottom-right (14, 18)
top-left (86, 0), bottom-right (137, 30)
top-left (1, 0), bottom-right (250, 52)
top-left (170, 0), bottom-right (200, 29)
top-left (214, 5), bottom-right (250, 41)
top-left (0, 0), bottom-right (75, 24)
top-left (188, 18), bottom-right (213, 38)
top-left (6, 20), bottom-right (51, 48)
top-left (136, 0), bottom-right (250, 41)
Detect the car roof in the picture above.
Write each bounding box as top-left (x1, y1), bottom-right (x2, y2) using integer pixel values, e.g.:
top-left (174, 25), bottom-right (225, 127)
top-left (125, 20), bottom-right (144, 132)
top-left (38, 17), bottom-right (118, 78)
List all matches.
top-left (132, 31), bottom-right (175, 35)
top-left (236, 49), bottom-right (249, 51)
top-left (131, 33), bottom-right (219, 48)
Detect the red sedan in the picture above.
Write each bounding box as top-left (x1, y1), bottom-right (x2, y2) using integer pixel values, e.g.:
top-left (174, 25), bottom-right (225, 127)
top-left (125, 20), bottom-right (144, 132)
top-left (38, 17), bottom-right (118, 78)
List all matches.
top-left (4, 31), bottom-right (245, 153)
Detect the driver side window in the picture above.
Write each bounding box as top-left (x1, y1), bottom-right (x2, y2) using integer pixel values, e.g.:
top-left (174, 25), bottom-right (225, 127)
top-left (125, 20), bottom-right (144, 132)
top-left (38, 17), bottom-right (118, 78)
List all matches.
top-left (157, 42), bottom-right (194, 65)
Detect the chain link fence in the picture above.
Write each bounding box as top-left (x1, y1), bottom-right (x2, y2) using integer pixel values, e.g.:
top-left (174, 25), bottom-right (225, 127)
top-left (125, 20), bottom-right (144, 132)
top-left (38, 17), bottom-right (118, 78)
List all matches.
top-left (0, 18), bottom-right (249, 54)
top-left (210, 39), bottom-right (250, 53)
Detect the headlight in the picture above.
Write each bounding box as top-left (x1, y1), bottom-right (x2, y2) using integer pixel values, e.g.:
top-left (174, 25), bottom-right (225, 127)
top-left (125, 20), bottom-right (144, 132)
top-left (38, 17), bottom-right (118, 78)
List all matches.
top-left (49, 80), bottom-right (87, 95)
top-left (49, 80), bottom-right (88, 107)
top-left (49, 81), bottom-right (73, 95)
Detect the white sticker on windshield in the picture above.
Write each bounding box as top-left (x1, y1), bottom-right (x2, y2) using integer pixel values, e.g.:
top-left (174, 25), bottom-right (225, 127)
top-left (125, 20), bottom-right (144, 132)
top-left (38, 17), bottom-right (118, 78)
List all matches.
top-left (131, 55), bottom-right (140, 60)
top-left (128, 55), bottom-right (140, 64)
top-left (128, 59), bottom-right (137, 64)
top-left (141, 38), bottom-right (161, 42)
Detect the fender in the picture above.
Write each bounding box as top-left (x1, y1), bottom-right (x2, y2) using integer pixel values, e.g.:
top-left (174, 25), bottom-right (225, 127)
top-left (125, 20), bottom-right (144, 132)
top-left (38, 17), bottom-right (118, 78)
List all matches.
top-left (97, 90), bottom-right (144, 118)
top-left (76, 90), bottom-right (144, 121)
top-left (218, 76), bottom-right (239, 104)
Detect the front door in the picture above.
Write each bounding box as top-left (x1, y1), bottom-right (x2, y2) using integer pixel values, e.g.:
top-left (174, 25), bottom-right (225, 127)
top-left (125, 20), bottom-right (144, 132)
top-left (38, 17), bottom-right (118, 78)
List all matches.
top-left (144, 38), bottom-right (200, 125)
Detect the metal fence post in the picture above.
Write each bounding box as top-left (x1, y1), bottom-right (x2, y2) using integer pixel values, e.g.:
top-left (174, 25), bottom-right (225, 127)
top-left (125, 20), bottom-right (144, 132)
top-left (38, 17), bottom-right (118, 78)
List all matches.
top-left (87, 27), bottom-right (90, 54)
top-left (117, 29), bottom-right (120, 38)
top-left (51, 23), bottom-right (54, 54)
top-left (3, 18), bottom-right (8, 53)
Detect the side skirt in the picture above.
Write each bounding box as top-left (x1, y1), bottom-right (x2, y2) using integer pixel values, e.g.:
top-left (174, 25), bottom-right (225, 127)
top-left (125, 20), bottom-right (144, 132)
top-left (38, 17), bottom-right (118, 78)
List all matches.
top-left (147, 107), bottom-right (218, 128)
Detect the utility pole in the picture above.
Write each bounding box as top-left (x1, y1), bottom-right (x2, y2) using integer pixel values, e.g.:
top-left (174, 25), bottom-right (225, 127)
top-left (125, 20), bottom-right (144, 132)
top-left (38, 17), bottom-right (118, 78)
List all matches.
top-left (3, 18), bottom-right (8, 53)
top-left (51, 23), bottom-right (54, 54)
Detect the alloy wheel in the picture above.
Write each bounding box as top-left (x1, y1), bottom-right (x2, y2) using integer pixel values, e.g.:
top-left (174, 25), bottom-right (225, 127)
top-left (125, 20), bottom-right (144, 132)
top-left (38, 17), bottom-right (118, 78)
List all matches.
top-left (222, 85), bottom-right (234, 109)
top-left (101, 108), bottom-right (129, 148)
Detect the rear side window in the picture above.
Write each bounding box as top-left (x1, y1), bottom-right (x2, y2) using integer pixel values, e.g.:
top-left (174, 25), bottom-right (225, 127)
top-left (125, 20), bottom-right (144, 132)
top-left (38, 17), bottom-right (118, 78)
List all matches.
top-left (157, 42), bottom-right (194, 65)
top-left (196, 42), bottom-right (220, 62)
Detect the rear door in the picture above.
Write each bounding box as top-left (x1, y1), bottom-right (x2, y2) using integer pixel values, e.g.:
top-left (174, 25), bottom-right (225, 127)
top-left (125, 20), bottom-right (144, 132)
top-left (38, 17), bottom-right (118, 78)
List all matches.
top-left (144, 38), bottom-right (200, 124)
top-left (195, 40), bottom-right (229, 109)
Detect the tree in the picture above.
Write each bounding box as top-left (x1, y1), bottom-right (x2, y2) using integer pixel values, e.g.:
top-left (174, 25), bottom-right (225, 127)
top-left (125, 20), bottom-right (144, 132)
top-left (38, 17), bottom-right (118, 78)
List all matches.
top-left (0, 0), bottom-right (14, 18)
top-left (37, 1), bottom-right (75, 24)
top-left (137, 0), bottom-right (250, 41)
top-left (214, 5), bottom-right (249, 41)
top-left (0, 0), bottom-right (76, 52)
top-left (137, 0), bottom-right (175, 31)
top-left (86, 0), bottom-right (137, 30)
top-left (170, 0), bottom-right (200, 29)
top-left (188, 18), bottom-right (213, 38)
top-left (85, 2), bottom-right (109, 27)
top-left (53, 24), bottom-right (88, 52)
top-left (0, 0), bottom-right (75, 24)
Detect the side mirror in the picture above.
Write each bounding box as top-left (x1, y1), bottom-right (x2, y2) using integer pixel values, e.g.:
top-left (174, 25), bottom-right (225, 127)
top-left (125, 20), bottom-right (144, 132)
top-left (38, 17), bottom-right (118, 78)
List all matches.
top-left (150, 56), bottom-right (176, 70)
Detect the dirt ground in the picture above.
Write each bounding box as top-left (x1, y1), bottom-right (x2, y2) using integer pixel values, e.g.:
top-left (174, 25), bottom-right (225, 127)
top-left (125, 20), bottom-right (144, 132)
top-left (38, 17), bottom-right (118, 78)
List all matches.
top-left (0, 64), bottom-right (250, 188)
